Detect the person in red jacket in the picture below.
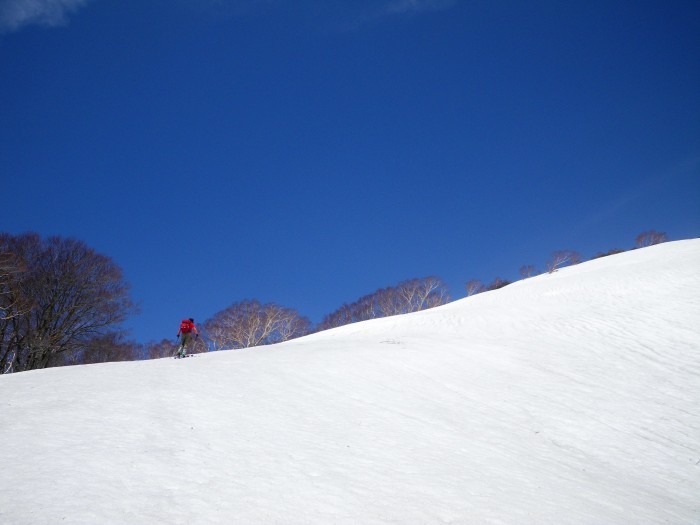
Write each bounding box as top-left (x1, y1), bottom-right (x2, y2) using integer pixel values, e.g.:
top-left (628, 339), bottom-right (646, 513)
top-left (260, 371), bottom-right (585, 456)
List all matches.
top-left (175, 318), bottom-right (198, 358)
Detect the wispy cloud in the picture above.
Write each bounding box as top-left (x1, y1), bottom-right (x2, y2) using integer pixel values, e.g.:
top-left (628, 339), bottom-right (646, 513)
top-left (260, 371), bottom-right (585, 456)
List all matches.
top-left (0, 0), bottom-right (93, 33)
top-left (0, 0), bottom-right (457, 35)
top-left (382, 0), bottom-right (457, 16)
top-left (194, 0), bottom-right (458, 23)
top-left (310, 0), bottom-right (458, 32)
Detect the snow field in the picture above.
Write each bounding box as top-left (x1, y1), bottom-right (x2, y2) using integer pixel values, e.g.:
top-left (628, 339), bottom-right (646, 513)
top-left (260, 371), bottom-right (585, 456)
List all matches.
top-left (1, 240), bottom-right (699, 524)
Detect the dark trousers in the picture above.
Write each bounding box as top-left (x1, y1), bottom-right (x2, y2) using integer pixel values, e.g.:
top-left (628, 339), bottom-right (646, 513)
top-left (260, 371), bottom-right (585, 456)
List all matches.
top-left (176, 333), bottom-right (192, 356)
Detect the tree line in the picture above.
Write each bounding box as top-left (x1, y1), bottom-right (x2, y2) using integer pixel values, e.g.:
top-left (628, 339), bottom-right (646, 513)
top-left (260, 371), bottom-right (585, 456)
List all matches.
top-left (463, 230), bottom-right (669, 297)
top-left (131, 277), bottom-right (452, 361)
top-left (317, 277), bottom-right (450, 331)
top-left (1, 229), bottom-right (670, 373)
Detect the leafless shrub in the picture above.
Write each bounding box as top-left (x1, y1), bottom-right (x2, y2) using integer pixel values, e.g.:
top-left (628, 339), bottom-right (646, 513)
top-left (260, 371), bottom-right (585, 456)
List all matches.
top-left (546, 250), bottom-right (582, 274)
top-left (636, 230), bottom-right (668, 248)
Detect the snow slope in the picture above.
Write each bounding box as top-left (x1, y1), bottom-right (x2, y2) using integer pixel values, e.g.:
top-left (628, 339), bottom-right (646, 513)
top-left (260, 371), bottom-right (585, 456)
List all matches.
top-left (1, 240), bottom-right (699, 525)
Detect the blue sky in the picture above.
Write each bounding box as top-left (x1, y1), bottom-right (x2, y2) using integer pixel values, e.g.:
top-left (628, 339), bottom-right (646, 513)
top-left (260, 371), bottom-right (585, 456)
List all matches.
top-left (1, 0), bottom-right (698, 343)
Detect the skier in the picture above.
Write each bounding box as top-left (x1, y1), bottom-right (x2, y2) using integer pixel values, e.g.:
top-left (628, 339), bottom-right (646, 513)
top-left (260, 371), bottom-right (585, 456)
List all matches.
top-left (175, 318), bottom-right (199, 358)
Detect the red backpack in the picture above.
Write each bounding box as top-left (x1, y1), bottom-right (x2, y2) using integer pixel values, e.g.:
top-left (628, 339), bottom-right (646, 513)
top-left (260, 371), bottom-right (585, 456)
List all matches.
top-left (179, 319), bottom-right (194, 333)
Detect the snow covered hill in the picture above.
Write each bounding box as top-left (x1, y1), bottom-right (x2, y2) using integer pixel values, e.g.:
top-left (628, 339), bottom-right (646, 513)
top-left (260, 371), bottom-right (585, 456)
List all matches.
top-left (1, 240), bottom-right (699, 525)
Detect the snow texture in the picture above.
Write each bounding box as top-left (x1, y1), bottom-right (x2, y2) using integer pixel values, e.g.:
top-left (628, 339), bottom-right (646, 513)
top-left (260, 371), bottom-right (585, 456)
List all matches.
top-left (1, 240), bottom-right (699, 524)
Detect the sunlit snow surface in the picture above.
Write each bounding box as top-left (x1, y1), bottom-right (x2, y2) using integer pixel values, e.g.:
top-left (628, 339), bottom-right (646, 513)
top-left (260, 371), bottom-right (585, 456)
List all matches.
top-left (2, 240), bottom-right (699, 524)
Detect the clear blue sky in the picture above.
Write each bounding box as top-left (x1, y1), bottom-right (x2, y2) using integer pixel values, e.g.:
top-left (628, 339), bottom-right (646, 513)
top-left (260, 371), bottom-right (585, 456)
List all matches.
top-left (1, 0), bottom-right (698, 343)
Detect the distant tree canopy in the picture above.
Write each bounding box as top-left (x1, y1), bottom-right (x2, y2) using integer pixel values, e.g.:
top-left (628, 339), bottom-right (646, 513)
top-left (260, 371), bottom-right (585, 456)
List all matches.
top-left (519, 265), bottom-right (537, 279)
top-left (54, 333), bottom-right (141, 367)
top-left (0, 233), bottom-right (136, 373)
top-left (485, 277), bottom-right (511, 291)
top-left (203, 300), bottom-right (311, 351)
top-left (636, 230), bottom-right (668, 248)
top-left (317, 277), bottom-right (450, 332)
top-left (465, 279), bottom-right (484, 297)
top-left (144, 338), bottom-right (180, 360)
top-left (464, 276), bottom-right (512, 296)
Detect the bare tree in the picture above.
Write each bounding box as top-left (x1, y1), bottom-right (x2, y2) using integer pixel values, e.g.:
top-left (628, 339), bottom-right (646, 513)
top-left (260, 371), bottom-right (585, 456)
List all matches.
top-left (145, 338), bottom-right (178, 360)
top-left (1, 252), bottom-right (26, 373)
top-left (0, 249), bottom-right (33, 373)
top-left (375, 288), bottom-right (398, 317)
top-left (0, 252), bottom-right (29, 321)
top-left (400, 276), bottom-right (450, 311)
top-left (0, 233), bottom-right (136, 373)
top-left (485, 277), bottom-right (511, 291)
top-left (636, 230), bottom-right (668, 248)
top-left (189, 335), bottom-right (208, 354)
top-left (546, 250), bottom-right (582, 274)
top-left (465, 279), bottom-right (484, 297)
top-left (203, 300), bottom-right (310, 351)
top-left (55, 333), bottom-right (140, 366)
top-left (519, 265), bottom-right (536, 279)
top-left (354, 292), bottom-right (380, 321)
top-left (317, 277), bottom-right (451, 332)
top-left (274, 307), bottom-right (313, 344)
top-left (317, 304), bottom-right (353, 332)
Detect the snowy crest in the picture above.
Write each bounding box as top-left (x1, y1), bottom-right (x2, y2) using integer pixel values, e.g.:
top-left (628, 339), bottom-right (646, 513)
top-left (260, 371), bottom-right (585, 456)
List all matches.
top-left (1, 240), bottom-right (699, 524)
